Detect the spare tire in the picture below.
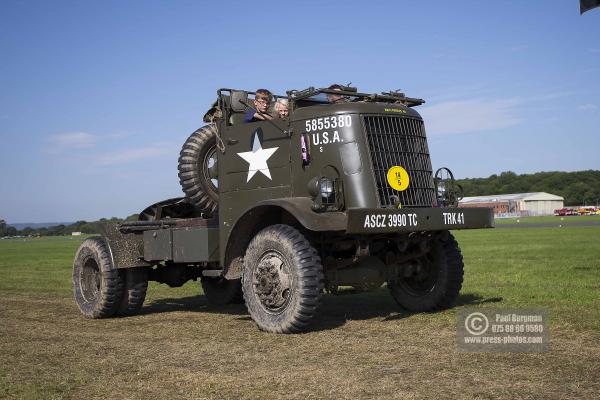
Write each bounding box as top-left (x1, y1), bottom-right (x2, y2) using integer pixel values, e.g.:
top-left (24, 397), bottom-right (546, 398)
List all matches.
top-left (178, 124), bottom-right (219, 215)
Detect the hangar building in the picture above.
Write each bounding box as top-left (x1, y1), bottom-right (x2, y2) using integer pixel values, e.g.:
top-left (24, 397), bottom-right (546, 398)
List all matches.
top-left (459, 192), bottom-right (564, 217)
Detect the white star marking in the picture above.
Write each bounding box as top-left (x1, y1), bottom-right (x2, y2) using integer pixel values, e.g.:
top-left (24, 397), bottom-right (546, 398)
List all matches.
top-left (237, 132), bottom-right (279, 182)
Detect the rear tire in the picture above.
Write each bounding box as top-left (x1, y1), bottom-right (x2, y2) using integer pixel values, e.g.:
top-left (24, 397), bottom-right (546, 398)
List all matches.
top-left (388, 233), bottom-right (464, 312)
top-left (73, 237), bottom-right (124, 318)
top-left (242, 225), bottom-right (324, 333)
top-left (201, 277), bottom-right (243, 305)
top-left (178, 124), bottom-right (219, 215)
top-left (116, 268), bottom-right (148, 316)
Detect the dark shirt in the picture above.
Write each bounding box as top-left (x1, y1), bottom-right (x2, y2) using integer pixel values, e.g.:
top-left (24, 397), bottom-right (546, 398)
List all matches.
top-left (244, 108), bottom-right (259, 123)
top-left (244, 108), bottom-right (273, 123)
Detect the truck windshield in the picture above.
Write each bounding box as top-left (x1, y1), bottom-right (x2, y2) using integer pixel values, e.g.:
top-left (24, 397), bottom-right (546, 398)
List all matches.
top-left (294, 92), bottom-right (364, 109)
top-left (288, 86), bottom-right (425, 109)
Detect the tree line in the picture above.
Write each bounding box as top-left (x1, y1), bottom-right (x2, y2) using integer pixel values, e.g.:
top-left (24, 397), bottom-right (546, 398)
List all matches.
top-left (457, 170), bottom-right (600, 206)
top-left (2, 170), bottom-right (599, 237)
top-left (0, 215), bottom-right (138, 238)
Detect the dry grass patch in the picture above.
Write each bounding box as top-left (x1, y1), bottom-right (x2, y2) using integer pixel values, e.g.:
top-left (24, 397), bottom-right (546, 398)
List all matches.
top-left (1, 228), bottom-right (599, 399)
top-left (2, 291), bottom-right (599, 400)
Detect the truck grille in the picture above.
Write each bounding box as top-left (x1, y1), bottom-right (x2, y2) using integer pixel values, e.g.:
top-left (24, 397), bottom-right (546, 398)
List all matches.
top-left (363, 115), bottom-right (436, 208)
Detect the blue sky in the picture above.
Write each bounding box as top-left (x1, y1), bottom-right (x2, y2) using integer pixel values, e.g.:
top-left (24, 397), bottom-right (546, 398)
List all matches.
top-left (0, 0), bottom-right (598, 223)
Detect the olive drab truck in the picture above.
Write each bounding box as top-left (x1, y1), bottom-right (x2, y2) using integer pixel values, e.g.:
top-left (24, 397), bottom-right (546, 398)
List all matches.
top-left (72, 85), bottom-right (494, 333)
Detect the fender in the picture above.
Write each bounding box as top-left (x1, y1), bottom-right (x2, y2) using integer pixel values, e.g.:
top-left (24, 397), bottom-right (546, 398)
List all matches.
top-left (221, 197), bottom-right (347, 279)
top-left (254, 197), bottom-right (347, 232)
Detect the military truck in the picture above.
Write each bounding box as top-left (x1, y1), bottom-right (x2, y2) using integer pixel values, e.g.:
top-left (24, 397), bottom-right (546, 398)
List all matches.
top-left (72, 85), bottom-right (494, 333)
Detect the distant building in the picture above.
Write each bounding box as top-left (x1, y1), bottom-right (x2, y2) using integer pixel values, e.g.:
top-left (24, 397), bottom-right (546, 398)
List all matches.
top-left (71, 232), bottom-right (83, 236)
top-left (459, 192), bottom-right (564, 217)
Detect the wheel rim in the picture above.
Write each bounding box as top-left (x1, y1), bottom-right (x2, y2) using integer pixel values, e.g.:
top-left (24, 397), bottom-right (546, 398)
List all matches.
top-left (203, 145), bottom-right (218, 191)
top-left (80, 258), bottom-right (101, 303)
top-left (253, 251), bottom-right (293, 313)
top-left (397, 251), bottom-right (440, 296)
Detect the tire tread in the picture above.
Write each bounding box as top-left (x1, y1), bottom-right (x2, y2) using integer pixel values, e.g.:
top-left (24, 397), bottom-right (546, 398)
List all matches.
top-left (242, 224), bottom-right (324, 333)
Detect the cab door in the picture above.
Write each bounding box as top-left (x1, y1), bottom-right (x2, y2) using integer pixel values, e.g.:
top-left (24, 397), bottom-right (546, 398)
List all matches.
top-left (216, 118), bottom-right (292, 248)
top-left (218, 118), bottom-right (291, 194)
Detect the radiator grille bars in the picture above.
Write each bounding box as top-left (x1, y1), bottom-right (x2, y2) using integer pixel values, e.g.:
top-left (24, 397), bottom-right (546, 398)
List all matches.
top-left (363, 116), bottom-right (436, 207)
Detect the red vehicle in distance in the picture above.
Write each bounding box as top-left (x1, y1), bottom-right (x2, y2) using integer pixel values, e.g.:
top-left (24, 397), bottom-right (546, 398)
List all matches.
top-left (554, 208), bottom-right (578, 216)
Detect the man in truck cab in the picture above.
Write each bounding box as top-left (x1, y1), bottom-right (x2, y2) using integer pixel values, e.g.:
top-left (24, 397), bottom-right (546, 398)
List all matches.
top-left (244, 88), bottom-right (274, 122)
top-left (326, 84), bottom-right (349, 104)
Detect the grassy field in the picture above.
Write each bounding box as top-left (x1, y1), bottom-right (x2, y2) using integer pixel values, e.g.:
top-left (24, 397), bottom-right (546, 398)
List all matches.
top-left (1, 225), bottom-right (599, 399)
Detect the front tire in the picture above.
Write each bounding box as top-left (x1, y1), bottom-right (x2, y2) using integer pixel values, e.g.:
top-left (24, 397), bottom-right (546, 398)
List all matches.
top-left (73, 237), bottom-right (124, 318)
top-left (242, 225), bottom-right (324, 333)
top-left (388, 233), bottom-right (464, 312)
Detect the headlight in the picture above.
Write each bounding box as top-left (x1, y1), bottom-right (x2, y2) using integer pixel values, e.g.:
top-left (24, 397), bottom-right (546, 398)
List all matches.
top-left (319, 177), bottom-right (334, 198)
top-left (309, 176), bottom-right (342, 211)
top-left (308, 175), bottom-right (344, 212)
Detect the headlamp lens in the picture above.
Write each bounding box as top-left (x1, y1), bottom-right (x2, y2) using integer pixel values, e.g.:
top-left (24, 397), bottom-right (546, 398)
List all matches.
top-left (319, 178), bottom-right (334, 197)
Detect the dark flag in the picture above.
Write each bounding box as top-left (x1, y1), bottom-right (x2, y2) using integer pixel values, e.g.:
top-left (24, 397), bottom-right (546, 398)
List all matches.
top-left (580, 0), bottom-right (600, 14)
